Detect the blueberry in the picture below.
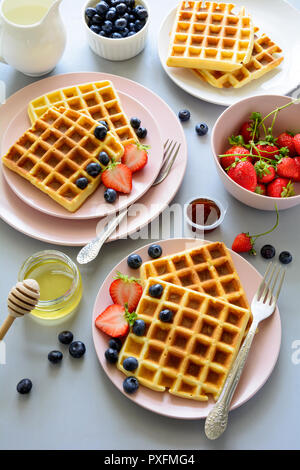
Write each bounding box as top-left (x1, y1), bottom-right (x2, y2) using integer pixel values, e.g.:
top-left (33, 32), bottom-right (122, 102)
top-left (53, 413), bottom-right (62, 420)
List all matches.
top-left (99, 30), bottom-right (107, 37)
top-left (111, 32), bottom-right (123, 38)
top-left (98, 151), bottom-right (110, 166)
top-left (105, 347), bottom-right (119, 364)
top-left (94, 125), bottom-right (108, 140)
top-left (195, 122), bottom-right (209, 136)
top-left (111, 0), bottom-right (122, 6)
top-left (102, 20), bottom-right (113, 34)
top-left (148, 283), bottom-right (163, 299)
top-left (136, 127), bottom-right (147, 139)
top-left (129, 14), bottom-right (136, 22)
top-left (125, 0), bottom-right (135, 7)
top-left (108, 337), bottom-right (122, 351)
top-left (128, 22), bottom-right (136, 31)
top-left (17, 379), bottom-right (32, 395)
top-left (159, 309), bottom-right (173, 322)
top-left (104, 188), bottom-right (117, 203)
top-left (76, 177), bottom-right (89, 190)
top-left (86, 7), bottom-right (97, 19)
top-left (121, 28), bottom-right (129, 37)
top-left (130, 117), bottom-right (141, 129)
top-left (115, 17), bottom-right (127, 30)
top-left (148, 244), bottom-right (162, 259)
top-left (123, 12), bottom-right (130, 21)
top-left (48, 350), bottom-right (63, 364)
top-left (69, 341), bottom-right (86, 359)
top-left (98, 120), bottom-right (109, 130)
top-left (279, 251), bottom-right (292, 265)
top-left (96, 1), bottom-right (109, 16)
top-left (132, 319), bottom-right (146, 336)
top-left (106, 7), bottom-right (117, 21)
top-left (58, 330), bottom-right (73, 345)
top-left (127, 31), bottom-right (136, 36)
top-left (123, 356), bottom-right (138, 372)
top-left (91, 13), bottom-right (103, 24)
top-left (136, 7), bottom-right (148, 20)
top-left (178, 109), bottom-right (191, 122)
top-left (127, 253), bottom-right (142, 269)
top-left (260, 245), bottom-right (276, 260)
top-left (116, 2), bottom-right (127, 15)
top-left (86, 162), bottom-right (102, 178)
top-left (90, 25), bottom-right (101, 34)
top-left (134, 19), bottom-right (144, 32)
top-left (123, 376), bottom-right (139, 394)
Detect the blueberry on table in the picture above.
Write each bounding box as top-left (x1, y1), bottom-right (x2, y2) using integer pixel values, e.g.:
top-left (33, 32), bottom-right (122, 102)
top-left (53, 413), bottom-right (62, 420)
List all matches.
top-left (195, 123), bottom-right (209, 136)
top-left (76, 177), bottom-right (89, 190)
top-left (94, 125), bottom-right (108, 140)
top-left (127, 253), bottom-right (142, 269)
top-left (105, 347), bottom-right (119, 364)
top-left (132, 319), bottom-right (146, 336)
top-left (58, 330), bottom-right (73, 345)
top-left (130, 117), bottom-right (141, 129)
top-left (98, 151), bottom-right (110, 166)
top-left (86, 162), bottom-right (102, 178)
top-left (178, 109), bottom-right (191, 122)
top-left (123, 376), bottom-right (139, 394)
top-left (148, 283), bottom-right (163, 299)
top-left (17, 378), bottom-right (32, 395)
top-left (123, 356), bottom-right (139, 371)
top-left (279, 251), bottom-right (292, 264)
top-left (48, 350), bottom-right (63, 364)
top-left (159, 309), bottom-right (173, 322)
top-left (136, 127), bottom-right (147, 139)
top-left (104, 188), bottom-right (117, 203)
top-left (86, 7), bottom-right (97, 19)
top-left (148, 244), bottom-right (162, 259)
top-left (69, 341), bottom-right (86, 358)
top-left (260, 245), bottom-right (276, 260)
top-left (108, 337), bottom-right (122, 351)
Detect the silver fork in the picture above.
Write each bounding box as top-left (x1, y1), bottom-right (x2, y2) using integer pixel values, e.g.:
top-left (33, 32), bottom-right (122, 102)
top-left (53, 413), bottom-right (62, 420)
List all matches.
top-left (205, 263), bottom-right (286, 440)
top-left (76, 139), bottom-right (180, 264)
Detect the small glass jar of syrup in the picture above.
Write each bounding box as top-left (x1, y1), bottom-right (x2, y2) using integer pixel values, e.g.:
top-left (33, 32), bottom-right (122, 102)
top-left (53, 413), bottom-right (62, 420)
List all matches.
top-left (185, 197), bottom-right (227, 233)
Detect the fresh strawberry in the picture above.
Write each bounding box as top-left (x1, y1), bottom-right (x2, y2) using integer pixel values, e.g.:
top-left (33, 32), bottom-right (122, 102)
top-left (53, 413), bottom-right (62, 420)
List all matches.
top-left (95, 304), bottom-right (129, 337)
top-left (239, 121), bottom-right (255, 144)
top-left (219, 146), bottom-right (251, 170)
top-left (253, 143), bottom-right (279, 160)
top-left (293, 134), bottom-right (300, 154)
top-left (293, 156), bottom-right (300, 182)
top-left (227, 160), bottom-right (257, 192)
top-left (254, 160), bottom-right (276, 184)
top-left (277, 132), bottom-right (296, 156)
top-left (276, 157), bottom-right (299, 179)
top-left (109, 272), bottom-right (143, 313)
top-left (267, 178), bottom-right (295, 198)
top-left (255, 183), bottom-right (267, 195)
top-left (122, 143), bottom-right (149, 173)
top-left (101, 162), bottom-right (132, 194)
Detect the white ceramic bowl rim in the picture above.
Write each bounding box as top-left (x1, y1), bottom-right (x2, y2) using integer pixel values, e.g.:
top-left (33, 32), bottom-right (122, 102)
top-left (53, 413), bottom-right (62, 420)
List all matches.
top-left (184, 196), bottom-right (227, 231)
top-left (82, 0), bottom-right (150, 42)
top-left (211, 94), bottom-right (300, 201)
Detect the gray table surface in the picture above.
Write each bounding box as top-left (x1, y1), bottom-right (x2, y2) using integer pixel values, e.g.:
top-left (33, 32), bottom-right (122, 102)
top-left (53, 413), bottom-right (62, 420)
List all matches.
top-left (0, 0), bottom-right (299, 451)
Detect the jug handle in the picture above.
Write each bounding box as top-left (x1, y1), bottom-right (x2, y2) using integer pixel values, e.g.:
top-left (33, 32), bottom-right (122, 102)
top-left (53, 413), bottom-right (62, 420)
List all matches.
top-left (0, 18), bottom-right (7, 64)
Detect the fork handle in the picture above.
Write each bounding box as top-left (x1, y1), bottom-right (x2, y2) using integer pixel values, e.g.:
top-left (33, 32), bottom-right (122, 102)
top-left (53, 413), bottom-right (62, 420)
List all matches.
top-left (204, 320), bottom-right (258, 440)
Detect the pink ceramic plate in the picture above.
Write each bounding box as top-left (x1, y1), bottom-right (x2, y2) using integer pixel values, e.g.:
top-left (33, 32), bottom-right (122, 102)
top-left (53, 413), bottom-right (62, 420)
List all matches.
top-left (2, 91), bottom-right (164, 220)
top-left (0, 72), bottom-right (187, 245)
top-left (92, 238), bottom-right (281, 420)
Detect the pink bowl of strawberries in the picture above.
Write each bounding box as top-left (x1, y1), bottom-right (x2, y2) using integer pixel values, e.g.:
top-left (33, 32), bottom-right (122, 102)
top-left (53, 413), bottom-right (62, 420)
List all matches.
top-left (211, 95), bottom-right (300, 211)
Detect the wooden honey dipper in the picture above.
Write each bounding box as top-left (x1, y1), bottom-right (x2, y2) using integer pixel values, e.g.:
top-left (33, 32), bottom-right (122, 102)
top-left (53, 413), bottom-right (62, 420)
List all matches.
top-left (0, 279), bottom-right (40, 340)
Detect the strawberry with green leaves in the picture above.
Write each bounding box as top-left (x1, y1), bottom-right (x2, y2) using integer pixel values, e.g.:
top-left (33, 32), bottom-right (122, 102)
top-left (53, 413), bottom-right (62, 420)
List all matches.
top-left (277, 132), bottom-right (296, 156)
top-left (255, 183), bottom-right (267, 195)
top-left (239, 112), bottom-right (261, 143)
top-left (95, 303), bottom-right (137, 338)
top-left (227, 160), bottom-right (257, 192)
top-left (219, 145), bottom-right (251, 170)
top-left (267, 178), bottom-right (295, 198)
top-left (254, 160), bottom-right (276, 184)
top-left (276, 157), bottom-right (299, 180)
top-left (101, 161), bottom-right (132, 194)
top-left (122, 142), bottom-right (149, 173)
top-left (109, 272), bottom-right (143, 313)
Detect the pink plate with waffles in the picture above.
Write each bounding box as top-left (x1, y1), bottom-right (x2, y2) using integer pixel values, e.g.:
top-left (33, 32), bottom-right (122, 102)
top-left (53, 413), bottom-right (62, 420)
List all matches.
top-left (92, 238), bottom-right (281, 420)
top-left (1, 90), bottom-right (164, 220)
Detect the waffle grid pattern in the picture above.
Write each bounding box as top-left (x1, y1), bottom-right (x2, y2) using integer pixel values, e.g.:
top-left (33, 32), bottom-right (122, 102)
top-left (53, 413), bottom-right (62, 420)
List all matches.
top-left (27, 81), bottom-right (137, 147)
top-left (117, 278), bottom-right (250, 401)
top-left (2, 107), bottom-right (124, 212)
top-left (166, 1), bottom-right (254, 72)
top-left (194, 32), bottom-right (283, 88)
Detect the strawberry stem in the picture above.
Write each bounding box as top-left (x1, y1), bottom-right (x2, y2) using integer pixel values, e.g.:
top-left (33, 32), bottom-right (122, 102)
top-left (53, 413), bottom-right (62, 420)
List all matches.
top-left (251, 204), bottom-right (279, 241)
top-left (124, 303), bottom-right (137, 326)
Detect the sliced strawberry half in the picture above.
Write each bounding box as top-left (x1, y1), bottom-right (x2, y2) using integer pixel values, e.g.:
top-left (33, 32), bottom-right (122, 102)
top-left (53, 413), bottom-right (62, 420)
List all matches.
top-left (109, 272), bottom-right (143, 312)
top-left (95, 304), bottom-right (129, 338)
top-left (101, 162), bottom-right (132, 194)
top-left (122, 143), bottom-right (149, 173)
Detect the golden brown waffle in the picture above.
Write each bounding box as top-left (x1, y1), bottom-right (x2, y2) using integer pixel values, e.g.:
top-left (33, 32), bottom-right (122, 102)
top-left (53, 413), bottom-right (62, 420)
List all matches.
top-left (194, 32), bottom-right (283, 88)
top-left (140, 242), bottom-right (250, 310)
top-left (117, 278), bottom-right (251, 401)
top-left (166, 1), bottom-right (254, 72)
top-left (2, 106), bottom-right (124, 213)
top-left (27, 81), bottom-right (137, 147)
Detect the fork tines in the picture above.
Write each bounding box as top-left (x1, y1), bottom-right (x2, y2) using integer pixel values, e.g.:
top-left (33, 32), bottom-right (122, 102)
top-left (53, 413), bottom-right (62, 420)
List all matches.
top-left (258, 262), bottom-right (286, 305)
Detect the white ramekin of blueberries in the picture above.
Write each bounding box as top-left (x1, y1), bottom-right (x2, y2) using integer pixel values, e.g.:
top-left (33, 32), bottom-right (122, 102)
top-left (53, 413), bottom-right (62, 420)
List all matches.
top-left (83, 0), bottom-right (149, 61)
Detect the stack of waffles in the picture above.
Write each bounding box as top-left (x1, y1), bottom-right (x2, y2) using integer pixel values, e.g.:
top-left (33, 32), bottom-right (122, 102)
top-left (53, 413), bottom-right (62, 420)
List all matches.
top-left (117, 242), bottom-right (252, 401)
top-left (2, 81), bottom-right (138, 212)
top-left (166, 1), bottom-right (283, 89)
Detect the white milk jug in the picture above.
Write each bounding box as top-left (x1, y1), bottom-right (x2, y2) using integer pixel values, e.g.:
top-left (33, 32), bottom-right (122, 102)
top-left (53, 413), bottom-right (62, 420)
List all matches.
top-left (0, 0), bottom-right (66, 76)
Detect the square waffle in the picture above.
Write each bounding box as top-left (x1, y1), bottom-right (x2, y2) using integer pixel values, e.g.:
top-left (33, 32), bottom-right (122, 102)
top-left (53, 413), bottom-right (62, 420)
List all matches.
top-left (117, 278), bottom-right (251, 401)
top-left (193, 31), bottom-right (283, 88)
top-left (166, 1), bottom-right (254, 72)
top-left (140, 242), bottom-right (250, 310)
top-left (2, 106), bottom-right (124, 213)
top-left (27, 80), bottom-right (137, 147)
